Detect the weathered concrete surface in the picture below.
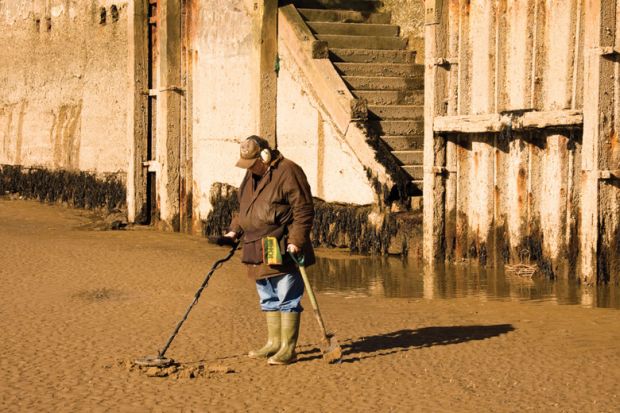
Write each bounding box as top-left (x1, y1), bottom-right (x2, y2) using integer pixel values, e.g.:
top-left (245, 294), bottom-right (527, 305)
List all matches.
top-left (378, 0), bottom-right (424, 61)
top-left (0, 1), bottom-right (129, 174)
top-left (185, 0), bottom-right (260, 230)
top-left (276, 20), bottom-right (375, 204)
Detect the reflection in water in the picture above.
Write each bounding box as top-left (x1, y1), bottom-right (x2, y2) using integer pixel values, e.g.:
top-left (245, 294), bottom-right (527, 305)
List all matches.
top-left (308, 253), bottom-right (620, 309)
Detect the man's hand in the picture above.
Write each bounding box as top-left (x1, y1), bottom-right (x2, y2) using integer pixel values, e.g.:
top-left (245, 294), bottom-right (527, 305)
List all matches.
top-left (287, 244), bottom-right (300, 255)
top-left (224, 231), bottom-right (237, 239)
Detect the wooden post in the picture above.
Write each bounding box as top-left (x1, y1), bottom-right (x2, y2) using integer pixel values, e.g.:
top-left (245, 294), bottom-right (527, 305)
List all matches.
top-left (539, 1), bottom-right (579, 277)
top-left (127, 0), bottom-right (149, 224)
top-left (423, 0), bottom-right (448, 264)
top-left (466, 0), bottom-right (496, 265)
top-left (580, 0), bottom-right (617, 284)
top-left (253, 0), bottom-right (278, 147)
top-left (157, 0), bottom-right (182, 230)
top-left (454, 0), bottom-right (471, 261)
top-left (443, 0), bottom-right (460, 261)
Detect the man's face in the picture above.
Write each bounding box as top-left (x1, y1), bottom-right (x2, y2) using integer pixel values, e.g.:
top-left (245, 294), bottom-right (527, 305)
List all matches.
top-left (248, 158), bottom-right (268, 176)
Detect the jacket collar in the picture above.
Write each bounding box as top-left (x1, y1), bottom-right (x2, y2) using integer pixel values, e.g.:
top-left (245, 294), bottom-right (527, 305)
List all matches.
top-left (242, 152), bottom-right (284, 213)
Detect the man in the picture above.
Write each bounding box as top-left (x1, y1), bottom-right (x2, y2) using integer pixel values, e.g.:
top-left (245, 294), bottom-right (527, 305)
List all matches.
top-left (224, 135), bottom-right (315, 365)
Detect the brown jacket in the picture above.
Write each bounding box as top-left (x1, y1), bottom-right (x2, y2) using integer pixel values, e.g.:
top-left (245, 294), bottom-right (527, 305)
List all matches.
top-left (229, 153), bottom-right (315, 279)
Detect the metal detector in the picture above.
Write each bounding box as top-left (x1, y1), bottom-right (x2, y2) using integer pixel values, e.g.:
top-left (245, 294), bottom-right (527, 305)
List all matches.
top-left (135, 236), bottom-right (239, 367)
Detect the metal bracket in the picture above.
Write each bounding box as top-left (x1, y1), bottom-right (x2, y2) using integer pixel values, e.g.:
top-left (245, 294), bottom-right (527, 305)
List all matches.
top-left (434, 57), bottom-right (459, 67)
top-left (159, 85), bottom-right (185, 94)
top-left (142, 160), bottom-right (161, 173)
top-left (598, 169), bottom-right (620, 180)
top-left (430, 166), bottom-right (456, 175)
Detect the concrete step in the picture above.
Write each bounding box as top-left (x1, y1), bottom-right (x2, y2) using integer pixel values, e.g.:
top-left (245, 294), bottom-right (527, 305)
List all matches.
top-left (298, 8), bottom-right (391, 23)
top-left (368, 120), bottom-right (424, 135)
top-left (334, 62), bottom-right (423, 77)
top-left (316, 34), bottom-right (407, 50)
top-left (329, 48), bottom-right (416, 63)
top-left (343, 76), bottom-right (423, 91)
top-left (293, 0), bottom-right (383, 12)
top-left (382, 135), bottom-right (424, 151)
top-left (307, 21), bottom-right (400, 37)
top-left (402, 165), bottom-right (423, 180)
top-left (392, 150), bottom-right (423, 165)
top-left (353, 90), bottom-right (424, 105)
top-left (368, 104), bottom-right (423, 120)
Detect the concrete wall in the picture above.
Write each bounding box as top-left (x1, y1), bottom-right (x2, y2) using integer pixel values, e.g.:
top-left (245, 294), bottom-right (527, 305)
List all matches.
top-left (276, 33), bottom-right (375, 205)
top-left (380, 0), bottom-right (424, 62)
top-left (187, 0), bottom-right (262, 227)
top-left (0, 0), bottom-right (129, 176)
top-left (424, 0), bottom-right (619, 284)
top-left (186, 0), bottom-right (377, 229)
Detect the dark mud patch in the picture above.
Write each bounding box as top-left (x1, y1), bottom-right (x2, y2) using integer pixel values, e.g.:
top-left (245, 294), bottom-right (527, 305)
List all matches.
top-left (74, 211), bottom-right (129, 232)
top-left (114, 359), bottom-right (234, 379)
top-left (72, 288), bottom-right (123, 302)
top-left (0, 164), bottom-right (126, 212)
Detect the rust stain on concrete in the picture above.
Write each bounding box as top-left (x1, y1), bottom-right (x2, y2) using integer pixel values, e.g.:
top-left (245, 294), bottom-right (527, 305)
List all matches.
top-left (14, 100), bottom-right (27, 165)
top-left (517, 166), bottom-right (527, 207)
top-left (51, 101), bottom-right (82, 170)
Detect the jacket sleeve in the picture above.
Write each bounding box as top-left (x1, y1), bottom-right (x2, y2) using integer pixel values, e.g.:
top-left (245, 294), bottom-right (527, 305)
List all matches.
top-left (228, 173), bottom-right (249, 236)
top-left (284, 164), bottom-right (314, 248)
top-left (228, 213), bottom-right (243, 236)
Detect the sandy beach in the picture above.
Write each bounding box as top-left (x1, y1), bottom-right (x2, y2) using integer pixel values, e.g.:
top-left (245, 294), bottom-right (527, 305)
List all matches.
top-left (1, 199), bottom-right (618, 412)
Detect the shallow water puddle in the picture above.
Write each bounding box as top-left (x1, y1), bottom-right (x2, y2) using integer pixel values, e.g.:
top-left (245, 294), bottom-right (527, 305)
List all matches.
top-left (309, 254), bottom-right (620, 309)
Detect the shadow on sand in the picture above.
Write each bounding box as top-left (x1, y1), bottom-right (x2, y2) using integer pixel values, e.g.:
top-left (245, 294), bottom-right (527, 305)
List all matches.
top-left (297, 324), bottom-right (515, 363)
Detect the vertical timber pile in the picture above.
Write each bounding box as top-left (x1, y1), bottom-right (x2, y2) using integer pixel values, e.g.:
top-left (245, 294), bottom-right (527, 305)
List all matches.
top-left (157, 0), bottom-right (182, 230)
top-left (127, 0), bottom-right (149, 224)
top-left (424, 0), bottom-right (620, 284)
top-left (423, 0), bottom-right (448, 265)
top-left (581, 0), bottom-right (619, 284)
top-left (253, 0), bottom-right (278, 147)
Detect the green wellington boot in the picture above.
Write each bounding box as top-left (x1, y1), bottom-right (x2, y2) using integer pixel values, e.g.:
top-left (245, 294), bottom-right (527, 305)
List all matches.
top-left (248, 312), bottom-right (281, 359)
top-left (268, 312), bottom-right (300, 365)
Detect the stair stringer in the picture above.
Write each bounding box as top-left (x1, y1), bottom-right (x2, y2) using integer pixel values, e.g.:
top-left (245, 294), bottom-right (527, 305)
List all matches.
top-left (277, 4), bottom-right (409, 207)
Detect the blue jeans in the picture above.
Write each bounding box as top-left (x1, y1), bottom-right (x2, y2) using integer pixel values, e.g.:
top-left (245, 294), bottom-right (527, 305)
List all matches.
top-left (255, 271), bottom-right (304, 312)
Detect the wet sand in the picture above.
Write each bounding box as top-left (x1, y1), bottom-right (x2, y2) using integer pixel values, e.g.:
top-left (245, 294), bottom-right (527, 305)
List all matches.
top-left (1, 199), bottom-right (619, 412)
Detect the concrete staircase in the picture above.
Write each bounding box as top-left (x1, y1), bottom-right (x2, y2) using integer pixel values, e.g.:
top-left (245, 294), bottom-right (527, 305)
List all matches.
top-left (293, 0), bottom-right (424, 195)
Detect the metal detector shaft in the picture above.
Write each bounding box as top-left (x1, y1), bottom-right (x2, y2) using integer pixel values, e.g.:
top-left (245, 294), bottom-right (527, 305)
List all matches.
top-left (157, 242), bottom-right (239, 359)
top-left (288, 253), bottom-right (329, 338)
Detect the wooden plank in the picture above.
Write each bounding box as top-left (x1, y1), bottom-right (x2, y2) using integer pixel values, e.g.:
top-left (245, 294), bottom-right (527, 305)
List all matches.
top-left (422, 0), bottom-right (449, 264)
top-left (521, 110), bottom-right (583, 129)
top-left (444, 0), bottom-right (460, 261)
top-left (467, 0), bottom-right (496, 265)
top-left (539, 0), bottom-right (579, 278)
top-left (127, 0), bottom-right (149, 224)
top-left (597, 0), bottom-right (620, 283)
top-left (580, 0), bottom-right (616, 284)
top-left (433, 110), bottom-right (583, 133)
top-left (454, 0), bottom-right (471, 260)
top-left (434, 113), bottom-right (504, 133)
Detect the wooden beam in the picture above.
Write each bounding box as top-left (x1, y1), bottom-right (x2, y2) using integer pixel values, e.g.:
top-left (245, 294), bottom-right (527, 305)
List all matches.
top-left (433, 110), bottom-right (583, 133)
top-left (434, 113), bottom-right (504, 133)
top-left (520, 110), bottom-right (583, 129)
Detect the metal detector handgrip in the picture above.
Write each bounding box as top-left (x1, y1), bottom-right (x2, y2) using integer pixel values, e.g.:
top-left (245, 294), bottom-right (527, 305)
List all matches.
top-left (157, 240), bottom-right (240, 359)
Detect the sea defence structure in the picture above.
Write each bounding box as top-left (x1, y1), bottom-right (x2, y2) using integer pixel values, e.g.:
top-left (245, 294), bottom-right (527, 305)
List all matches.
top-left (423, 0), bottom-right (619, 284)
top-left (0, 1), bottom-right (618, 284)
